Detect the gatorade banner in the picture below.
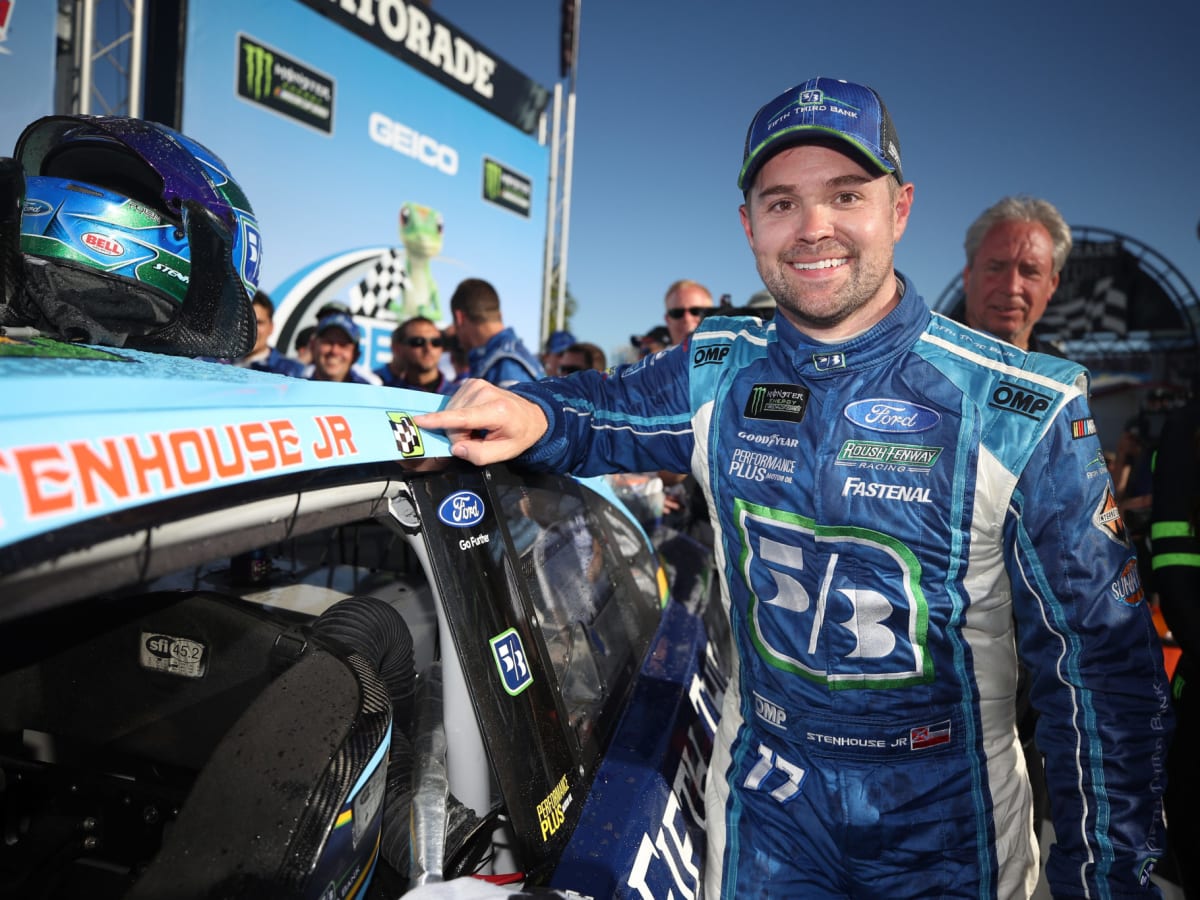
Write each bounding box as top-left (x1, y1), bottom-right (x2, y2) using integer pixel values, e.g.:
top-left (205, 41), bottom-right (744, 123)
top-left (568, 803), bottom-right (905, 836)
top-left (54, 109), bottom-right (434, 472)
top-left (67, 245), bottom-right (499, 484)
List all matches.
top-left (182, 0), bottom-right (551, 371)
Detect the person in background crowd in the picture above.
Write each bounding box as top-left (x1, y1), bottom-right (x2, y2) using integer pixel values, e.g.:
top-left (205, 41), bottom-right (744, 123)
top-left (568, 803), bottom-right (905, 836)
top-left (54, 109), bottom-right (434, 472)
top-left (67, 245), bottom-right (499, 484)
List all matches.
top-left (449, 277), bottom-right (544, 387)
top-left (961, 195), bottom-right (1072, 354)
top-left (560, 341), bottom-right (607, 375)
top-left (632, 325), bottom-right (671, 357)
top-left (960, 193), bottom-right (1074, 849)
top-left (1151, 393), bottom-right (1200, 899)
top-left (416, 75), bottom-right (1170, 897)
top-left (663, 278), bottom-right (714, 347)
top-left (235, 290), bottom-right (306, 377)
top-left (542, 329), bottom-right (576, 377)
top-left (439, 323), bottom-right (470, 389)
top-left (661, 279), bottom-right (716, 545)
top-left (292, 325), bottom-right (315, 366)
top-left (375, 316), bottom-right (455, 394)
top-left (745, 289), bottom-right (777, 312)
top-left (308, 312), bottom-right (373, 384)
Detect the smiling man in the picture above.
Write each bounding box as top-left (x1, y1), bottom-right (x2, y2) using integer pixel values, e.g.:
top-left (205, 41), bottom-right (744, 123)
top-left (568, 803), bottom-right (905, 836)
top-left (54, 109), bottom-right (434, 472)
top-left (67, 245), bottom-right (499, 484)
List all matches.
top-left (962, 195), bottom-right (1073, 352)
top-left (308, 313), bottom-right (373, 384)
top-left (416, 77), bottom-right (1170, 898)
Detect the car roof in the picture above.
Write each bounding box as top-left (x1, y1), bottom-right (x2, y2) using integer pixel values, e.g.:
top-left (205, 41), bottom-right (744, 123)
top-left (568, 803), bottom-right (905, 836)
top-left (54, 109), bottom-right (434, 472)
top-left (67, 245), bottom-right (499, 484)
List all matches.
top-left (0, 336), bottom-right (454, 550)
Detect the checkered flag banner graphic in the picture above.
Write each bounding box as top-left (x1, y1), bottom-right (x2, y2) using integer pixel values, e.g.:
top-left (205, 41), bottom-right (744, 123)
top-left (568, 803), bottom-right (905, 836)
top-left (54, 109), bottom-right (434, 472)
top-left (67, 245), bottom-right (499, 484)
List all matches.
top-left (388, 413), bottom-right (424, 458)
top-left (1041, 275), bottom-right (1128, 339)
top-left (348, 248), bottom-right (410, 318)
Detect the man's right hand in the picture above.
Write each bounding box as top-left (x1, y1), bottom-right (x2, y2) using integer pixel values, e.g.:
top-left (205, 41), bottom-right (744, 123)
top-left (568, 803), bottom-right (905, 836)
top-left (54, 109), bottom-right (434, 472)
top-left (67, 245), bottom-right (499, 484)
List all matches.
top-left (414, 379), bottom-right (549, 467)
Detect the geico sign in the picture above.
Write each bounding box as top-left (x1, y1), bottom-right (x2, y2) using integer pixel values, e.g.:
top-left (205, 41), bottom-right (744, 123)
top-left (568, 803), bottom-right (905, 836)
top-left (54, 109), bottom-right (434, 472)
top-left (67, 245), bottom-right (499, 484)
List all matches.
top-left (368, 112), bottom-right (459, 176)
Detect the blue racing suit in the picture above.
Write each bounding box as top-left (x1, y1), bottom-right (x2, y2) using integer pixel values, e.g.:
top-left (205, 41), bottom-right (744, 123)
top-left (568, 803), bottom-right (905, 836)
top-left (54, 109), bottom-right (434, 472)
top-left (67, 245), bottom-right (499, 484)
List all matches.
top-left (510, 276), bottom-right (1171, 898)
top-left (468, 326), bottom-right (544, 387)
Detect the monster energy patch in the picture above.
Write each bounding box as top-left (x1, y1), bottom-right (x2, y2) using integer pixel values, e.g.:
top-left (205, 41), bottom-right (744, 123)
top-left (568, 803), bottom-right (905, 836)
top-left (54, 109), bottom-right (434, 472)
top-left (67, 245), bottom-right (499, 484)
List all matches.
top-left (744, 383), bottom-right (810, 423)
top-left (482, 157), bottom-right (532, 218)
top-left (237, 34), bottom-right (335, 135)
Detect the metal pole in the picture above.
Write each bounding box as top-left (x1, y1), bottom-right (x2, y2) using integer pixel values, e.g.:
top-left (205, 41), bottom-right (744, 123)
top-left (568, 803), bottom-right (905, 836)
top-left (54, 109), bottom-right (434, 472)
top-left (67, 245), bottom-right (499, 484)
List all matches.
top-left (555, 87), bottom-right (576, 333)
top-left (540, 84), bottom-right (563, 347)
top-left (78, 0), bottom-right (96, 114)
top-left (554, 0), bottom-right (581, 334)
top-left (129, 0), bottom-right (145, 118)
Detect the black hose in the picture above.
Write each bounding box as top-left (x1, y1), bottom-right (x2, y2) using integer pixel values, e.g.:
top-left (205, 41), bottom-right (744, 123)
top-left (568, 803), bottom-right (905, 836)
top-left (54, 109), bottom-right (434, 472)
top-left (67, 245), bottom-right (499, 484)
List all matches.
top-left (310, 596), bottom-right (417, 734)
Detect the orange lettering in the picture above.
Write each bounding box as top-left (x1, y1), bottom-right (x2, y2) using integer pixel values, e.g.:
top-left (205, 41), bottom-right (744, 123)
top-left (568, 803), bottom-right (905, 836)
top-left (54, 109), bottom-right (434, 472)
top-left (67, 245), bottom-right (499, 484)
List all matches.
top-left (269, 419), bottom-right (303, 466)
top-left (71, 438), bottom-right (129, 505)
top-left (241, 422), bottom-right (278, 472)
top-left (170, 430), bottom-right (212, 486)
top-left (15, 445), bottom-right (74, 517)
top-left (326, 416), bottom-right (357, 457)
top-left (124, 433), bottom-right (175, 495)
top-left (205, 425), bottom-right (245, 478)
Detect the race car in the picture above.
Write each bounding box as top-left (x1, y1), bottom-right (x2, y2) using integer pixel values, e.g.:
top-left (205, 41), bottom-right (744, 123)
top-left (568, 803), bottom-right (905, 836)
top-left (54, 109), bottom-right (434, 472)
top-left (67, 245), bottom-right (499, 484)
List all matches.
top-left (0, 336), bottom-right (728, 899)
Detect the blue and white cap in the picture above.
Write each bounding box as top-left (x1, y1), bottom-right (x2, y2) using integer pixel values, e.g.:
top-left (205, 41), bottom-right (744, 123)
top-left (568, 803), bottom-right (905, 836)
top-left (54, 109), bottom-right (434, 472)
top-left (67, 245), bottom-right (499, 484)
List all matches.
top-left (738, 77), bottom-right (903, 192)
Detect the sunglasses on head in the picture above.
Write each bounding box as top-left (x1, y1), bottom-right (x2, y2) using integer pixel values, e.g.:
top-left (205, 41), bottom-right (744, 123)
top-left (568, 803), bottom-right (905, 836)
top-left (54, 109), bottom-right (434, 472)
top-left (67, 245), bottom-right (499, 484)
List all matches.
top-left (666, 306), bottom-right (710, 320)
top-left (403, 336), bottom-right (444, 348)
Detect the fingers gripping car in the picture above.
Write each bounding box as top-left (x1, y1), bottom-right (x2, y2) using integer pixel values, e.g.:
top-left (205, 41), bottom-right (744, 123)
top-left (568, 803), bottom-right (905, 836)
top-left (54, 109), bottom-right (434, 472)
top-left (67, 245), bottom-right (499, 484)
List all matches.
top-left (0, 335), bottom-right (728, 899)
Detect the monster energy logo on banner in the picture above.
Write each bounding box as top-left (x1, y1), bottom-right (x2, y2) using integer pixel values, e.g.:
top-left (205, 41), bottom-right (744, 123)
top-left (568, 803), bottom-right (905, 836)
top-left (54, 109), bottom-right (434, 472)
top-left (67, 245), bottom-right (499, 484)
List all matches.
top-left (481, 156), bottom-right (532, 218)
top-left (236, 34), bottom-right (336, 135)
top-left (744, 383), bottom-right (810, 423)
top-left (243, 42), bottom-right (274, 101)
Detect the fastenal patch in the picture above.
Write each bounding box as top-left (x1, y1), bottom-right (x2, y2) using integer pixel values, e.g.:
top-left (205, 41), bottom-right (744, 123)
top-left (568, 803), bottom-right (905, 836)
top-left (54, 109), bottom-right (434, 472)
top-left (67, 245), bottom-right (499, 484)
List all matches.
top-left (490, 628), bottom-right (533, 696)
top-left (387, 411), bottom-right (425, 457)
top-left (1092, 485), bottom-right (1128, 545)
top-left (744, 383), bottom-right (809, 422)
top-left (1071, 417), bottom-right (1097, 439)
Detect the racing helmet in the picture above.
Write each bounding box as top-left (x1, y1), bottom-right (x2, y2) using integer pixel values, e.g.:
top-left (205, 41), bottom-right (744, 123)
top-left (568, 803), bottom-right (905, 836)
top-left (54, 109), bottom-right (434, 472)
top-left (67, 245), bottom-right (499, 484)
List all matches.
top-left (0, 115), bottom-right (260, 358)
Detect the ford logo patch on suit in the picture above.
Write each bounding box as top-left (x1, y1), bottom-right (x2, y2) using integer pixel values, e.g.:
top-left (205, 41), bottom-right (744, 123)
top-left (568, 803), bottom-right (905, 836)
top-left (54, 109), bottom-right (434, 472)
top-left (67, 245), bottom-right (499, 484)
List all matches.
top-left (844, 399), bottom-right (940, 434)
top-left (438, 490), bottom-right (486, 527)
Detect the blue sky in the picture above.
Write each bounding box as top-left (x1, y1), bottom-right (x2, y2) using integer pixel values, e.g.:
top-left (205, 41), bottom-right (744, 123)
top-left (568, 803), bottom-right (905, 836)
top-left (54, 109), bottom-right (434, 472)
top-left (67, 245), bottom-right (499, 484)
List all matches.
top-left (435, 0), bottom-right (1200, 361)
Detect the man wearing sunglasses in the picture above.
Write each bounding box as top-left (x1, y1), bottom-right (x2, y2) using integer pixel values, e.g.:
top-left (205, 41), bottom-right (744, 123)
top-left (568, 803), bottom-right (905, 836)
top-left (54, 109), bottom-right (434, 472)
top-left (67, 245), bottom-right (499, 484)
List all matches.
top-left (663, 279), bottom-right (714, 346)
top-left (376, 316), bottom-right (456, 394)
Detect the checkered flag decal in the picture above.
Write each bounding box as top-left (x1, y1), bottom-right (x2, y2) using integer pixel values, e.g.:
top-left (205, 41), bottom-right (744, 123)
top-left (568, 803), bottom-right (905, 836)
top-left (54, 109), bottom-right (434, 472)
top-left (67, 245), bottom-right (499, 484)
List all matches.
top-left (387, 412), bottom-right (424, 458)
top-left (349, 248), bottom-right (410, 319)
top-left (1042, 275), bottom-right (1129, 339)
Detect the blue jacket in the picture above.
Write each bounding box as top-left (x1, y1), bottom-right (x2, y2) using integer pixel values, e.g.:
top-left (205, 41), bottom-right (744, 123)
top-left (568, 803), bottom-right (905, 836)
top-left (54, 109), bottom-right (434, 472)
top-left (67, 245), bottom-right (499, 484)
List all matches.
top-left (511, 276), bottom-right (1171, 898)
top-left (468, 327), bottom-right (544, 387)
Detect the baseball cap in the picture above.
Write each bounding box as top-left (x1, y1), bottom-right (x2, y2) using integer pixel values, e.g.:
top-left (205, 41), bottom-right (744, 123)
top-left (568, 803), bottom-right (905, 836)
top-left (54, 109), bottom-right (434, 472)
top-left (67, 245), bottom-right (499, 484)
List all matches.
top-left (315, 312), bottom-right (361, 343)
top-left (631, 325), bottom-right (671, 348)
top-left (737, 76), bottom-right (903, 192)
top-left (545, 330), bottom-right (576, 355)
